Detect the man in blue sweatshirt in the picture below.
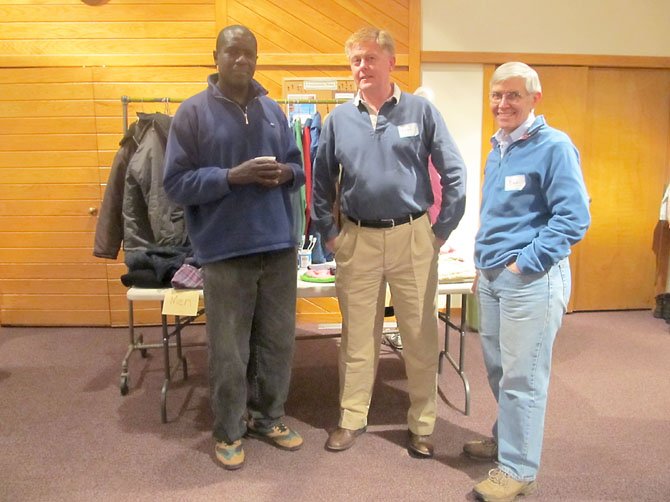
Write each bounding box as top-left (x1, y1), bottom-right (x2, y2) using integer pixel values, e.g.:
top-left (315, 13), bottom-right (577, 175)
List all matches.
top-left (311, 27), bottom-right (466, 458)
top-left (163, 25), bottom-right (305, 470)
top-left (466, 62), bottom-right (590, 502)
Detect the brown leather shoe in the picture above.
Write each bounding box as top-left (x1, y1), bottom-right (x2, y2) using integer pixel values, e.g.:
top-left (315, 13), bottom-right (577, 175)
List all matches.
top-left (325, 426), bottom-right (366, 451)
top-left (408, 430), bottom-right (434, 458)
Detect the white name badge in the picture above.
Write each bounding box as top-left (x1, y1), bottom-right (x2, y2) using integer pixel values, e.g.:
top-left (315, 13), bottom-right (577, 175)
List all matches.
top-left (504, 175), bottom-right (526, 191)
top-left (398, 122), bottom-right (419, 138)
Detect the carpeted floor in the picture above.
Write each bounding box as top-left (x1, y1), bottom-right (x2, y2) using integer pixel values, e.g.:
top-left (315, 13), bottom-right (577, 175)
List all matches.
top-left (1, 310), bottom-right (669, 501)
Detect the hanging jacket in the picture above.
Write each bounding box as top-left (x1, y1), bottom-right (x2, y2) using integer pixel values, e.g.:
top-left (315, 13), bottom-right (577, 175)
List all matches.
top-left (122, 112), bottom-right (189, 253)
top-left (93, 121), bottom-right (139, 259)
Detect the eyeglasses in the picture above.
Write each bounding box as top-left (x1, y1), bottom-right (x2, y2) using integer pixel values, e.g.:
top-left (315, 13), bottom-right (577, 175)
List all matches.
top-left (489, 91), bottom-right (526, 104)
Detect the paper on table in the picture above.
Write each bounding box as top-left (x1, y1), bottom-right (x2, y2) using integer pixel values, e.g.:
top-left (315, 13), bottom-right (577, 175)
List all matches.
top-left (162, 289), bottom-right (200, 316)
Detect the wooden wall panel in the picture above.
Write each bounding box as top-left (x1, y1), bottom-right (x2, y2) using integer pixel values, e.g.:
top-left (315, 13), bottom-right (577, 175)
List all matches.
top-left (0, 263), bottom-right (107, 280)
top-left (0, 117), bottom-right (96, 135)
top-left (2, 279), bottom-right (108, 296)
top-left (228, 0), bottom-right (409, 54)
top-left (0, 248), bottom-right (105, 264)
top-left (0, 0), bottom-right (419, 326)
top-left (2, 39), bottom-right (214, 57)
top-left (0, 216), bottom-right (95, 233)
top-left (0, 184), bottom-right (100, 200)
top-left (1, 310), bottom-right (111, 326)
top-left (0, 101), bottom-right (95, 118)
top-left (0, 83), bottom-right (94, 101)
top-left (0, 168), bottom-right (100, 184)
top-left (297, 298), bottom-right (342, 324)
top-left (0, 3), bottom-right (214, 22)
top-left (3, 21), bottom-right (214, 39)
top-left (0, 200), bottom-right (100, 217)
top-left (4, 232), bottom-right (99, 248)
top-left (0, 151), bottom-right (98, 167)
top-left (0, 66), bottom-right (108, 326)
top-left (3, 135), bottom-right (98, 152)
top-left (0, 1), bottom-right (216, 67)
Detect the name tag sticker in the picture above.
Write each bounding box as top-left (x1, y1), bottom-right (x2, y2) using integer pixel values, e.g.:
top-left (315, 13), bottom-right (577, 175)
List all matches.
top-left (504, 175), bottom-right (526, 191)
top-left (398, 122), bottom-right (419, 138)
top-left (162, 289), bottom-right (200, 316)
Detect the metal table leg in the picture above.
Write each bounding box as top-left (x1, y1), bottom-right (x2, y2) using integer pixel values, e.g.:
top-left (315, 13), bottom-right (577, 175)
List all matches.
top-left (438, 293), bottom-right (471, 415)
top-left (119, 300), bottom-right (135, 396)
top-left (160, 308), bottom-right (170, 423)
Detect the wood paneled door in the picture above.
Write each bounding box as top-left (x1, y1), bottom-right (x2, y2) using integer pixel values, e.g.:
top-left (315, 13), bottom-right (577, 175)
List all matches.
top-left (574, 68), bottom-right (670, 310)
top-left (0, 67), bottom-right (111, 326)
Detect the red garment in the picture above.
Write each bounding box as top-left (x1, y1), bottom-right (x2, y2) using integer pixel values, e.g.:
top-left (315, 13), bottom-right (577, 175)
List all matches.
top-left (302, 125), bottom-right (312, 233)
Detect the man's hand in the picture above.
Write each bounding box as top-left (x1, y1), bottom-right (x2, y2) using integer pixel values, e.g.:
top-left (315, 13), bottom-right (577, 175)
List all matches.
top-left (228, 157), bottom-right (293, 187)
top-left (325, 237), bottom-right (336, 253)
top-left (506, 261), bottom-right (521, 274)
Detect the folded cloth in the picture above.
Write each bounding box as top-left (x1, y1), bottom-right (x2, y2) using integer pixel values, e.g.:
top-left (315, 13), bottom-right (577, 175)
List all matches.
top-left (438, 255), bottom-right (476, 283)
top-left (123, 246), bottom-right (191, 289)
top-left (171, 263), bottom-right (204, 289)
top-left (300, 269), bottom-right (335, 283)
top-left (307, 261), bottom-right (336, 272)
top-left (121, 269), bottom-right (167, 288)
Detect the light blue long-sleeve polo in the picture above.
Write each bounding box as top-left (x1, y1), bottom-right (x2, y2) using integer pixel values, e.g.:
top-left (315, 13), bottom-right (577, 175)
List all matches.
top-left (475, 115), bottom-right (591, 273)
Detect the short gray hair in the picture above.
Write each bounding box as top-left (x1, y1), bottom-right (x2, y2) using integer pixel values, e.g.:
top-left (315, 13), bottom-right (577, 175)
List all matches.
top-left (491, 62), bottom-right (542, 94)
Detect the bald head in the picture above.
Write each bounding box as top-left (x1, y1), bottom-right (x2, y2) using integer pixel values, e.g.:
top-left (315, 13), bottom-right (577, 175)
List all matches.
top-left (216, 25), bottom-right (257, 53)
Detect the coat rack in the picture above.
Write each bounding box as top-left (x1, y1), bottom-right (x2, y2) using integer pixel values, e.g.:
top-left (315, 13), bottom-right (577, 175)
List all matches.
top-left (120, 95), bottom-right (349, 133)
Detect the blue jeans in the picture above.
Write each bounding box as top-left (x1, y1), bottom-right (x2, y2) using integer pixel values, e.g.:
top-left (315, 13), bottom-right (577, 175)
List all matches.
top-left (202, 248), bottom-right (297, 443)
top-left (476, 258), bottom-right (570, 481)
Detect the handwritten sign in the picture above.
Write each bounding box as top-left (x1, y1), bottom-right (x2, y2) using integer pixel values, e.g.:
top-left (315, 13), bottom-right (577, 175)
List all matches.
top-left (162, 289), bottom-right (200, 317)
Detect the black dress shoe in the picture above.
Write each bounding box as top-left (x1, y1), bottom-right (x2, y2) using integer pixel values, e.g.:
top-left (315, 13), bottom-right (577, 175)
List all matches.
top-left (408, 430), bottom-right (434, 458)
top-left (326, 426), bottom-right (366, 451)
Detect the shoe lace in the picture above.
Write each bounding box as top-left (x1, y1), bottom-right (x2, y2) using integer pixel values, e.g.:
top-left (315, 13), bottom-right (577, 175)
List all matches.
top-left (274, 423), bottom-right (288, 433)
top-left (488, 469), bottom-right (509, 486)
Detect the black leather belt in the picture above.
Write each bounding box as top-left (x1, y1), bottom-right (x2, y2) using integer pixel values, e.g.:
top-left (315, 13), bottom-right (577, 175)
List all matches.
top-left (346, 211), bottom-right (425, 229)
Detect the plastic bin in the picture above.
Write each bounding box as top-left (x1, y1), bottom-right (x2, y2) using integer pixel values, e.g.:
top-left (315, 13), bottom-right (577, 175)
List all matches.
top-left (465, 293), bottom-right (479, 331)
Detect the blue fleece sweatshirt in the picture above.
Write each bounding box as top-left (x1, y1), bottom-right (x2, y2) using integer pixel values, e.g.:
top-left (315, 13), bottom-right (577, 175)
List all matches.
top-left (163, 74), bottom-right (305, 264)
top-left (475, 115), bottom-right (590, 274)
top-left (311, 90), bottom-right (466, 242)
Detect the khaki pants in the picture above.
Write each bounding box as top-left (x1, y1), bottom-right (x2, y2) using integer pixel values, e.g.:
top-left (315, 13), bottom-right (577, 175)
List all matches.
top-left (334, 214), bottom-right (439, 435)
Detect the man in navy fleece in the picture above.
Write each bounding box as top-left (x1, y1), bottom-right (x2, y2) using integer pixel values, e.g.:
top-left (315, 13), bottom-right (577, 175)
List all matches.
top-left (163, 25), bottom-right (305, 471)
top-left (311, 26), bottom-right (466, 458)
top-left (465, 62), bottom-right (590, 502)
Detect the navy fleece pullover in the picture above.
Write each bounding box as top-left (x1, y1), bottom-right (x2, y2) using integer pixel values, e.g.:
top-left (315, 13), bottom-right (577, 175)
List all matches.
top-left (163, 75), bottom-right (305, 264)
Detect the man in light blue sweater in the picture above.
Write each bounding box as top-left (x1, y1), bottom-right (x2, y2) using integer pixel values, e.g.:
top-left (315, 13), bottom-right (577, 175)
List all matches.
top-left (466, 62), bottom-right (590, 502)
top-left (311, 26), bottom-right (466, 458)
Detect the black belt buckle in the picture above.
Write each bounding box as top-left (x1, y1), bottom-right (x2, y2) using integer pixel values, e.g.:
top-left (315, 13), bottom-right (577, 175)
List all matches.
top-left (379, 218), bottom-right (396, 228)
